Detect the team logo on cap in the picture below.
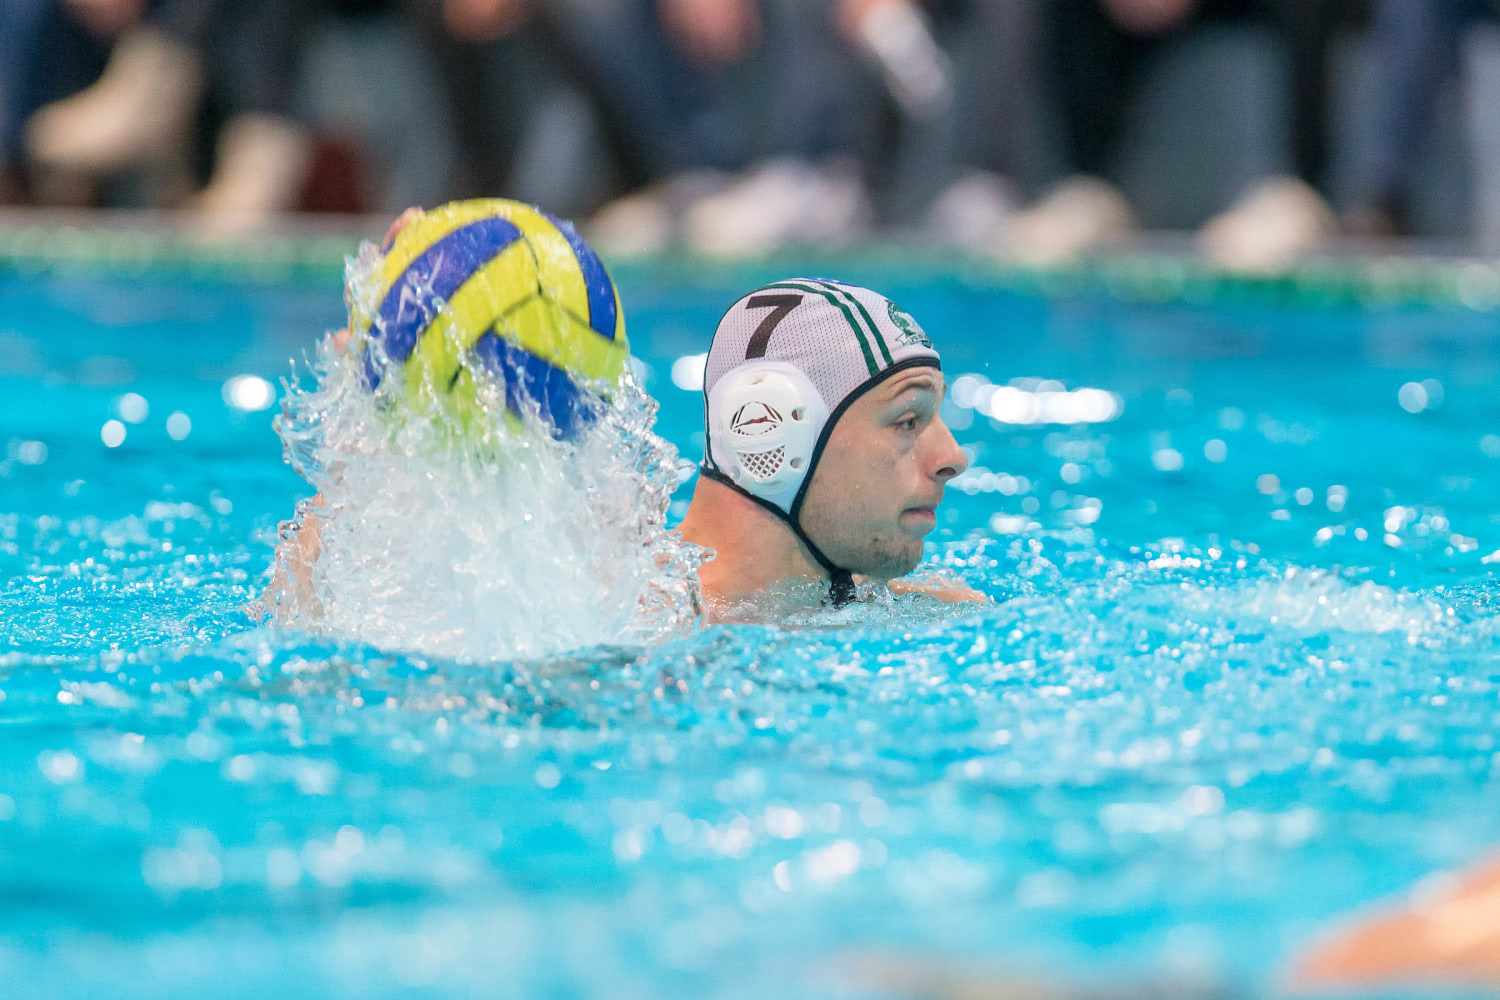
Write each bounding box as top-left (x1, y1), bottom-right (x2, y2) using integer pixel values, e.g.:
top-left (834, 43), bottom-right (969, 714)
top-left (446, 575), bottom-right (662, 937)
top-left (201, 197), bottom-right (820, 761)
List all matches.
top-left (887, 300), bottom-right (932, 348)
top-left (731, 401), bottom-right (782, 436)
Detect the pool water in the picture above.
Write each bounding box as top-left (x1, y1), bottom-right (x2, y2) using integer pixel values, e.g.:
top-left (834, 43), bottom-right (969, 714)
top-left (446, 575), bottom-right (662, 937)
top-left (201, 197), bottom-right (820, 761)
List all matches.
top-left (4, 254), bottom-right (1500, 999)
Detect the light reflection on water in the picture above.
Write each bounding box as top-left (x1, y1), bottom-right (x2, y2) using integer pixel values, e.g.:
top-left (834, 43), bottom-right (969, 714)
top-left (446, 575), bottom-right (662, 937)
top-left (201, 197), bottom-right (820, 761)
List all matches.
top-left (2, 270), bottom-right (1500, 998)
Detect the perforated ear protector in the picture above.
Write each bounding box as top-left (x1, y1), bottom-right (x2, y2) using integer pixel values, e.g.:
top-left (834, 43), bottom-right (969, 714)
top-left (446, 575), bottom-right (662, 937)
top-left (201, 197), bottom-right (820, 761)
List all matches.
top-left (708, 361), bottom-right (829, 514)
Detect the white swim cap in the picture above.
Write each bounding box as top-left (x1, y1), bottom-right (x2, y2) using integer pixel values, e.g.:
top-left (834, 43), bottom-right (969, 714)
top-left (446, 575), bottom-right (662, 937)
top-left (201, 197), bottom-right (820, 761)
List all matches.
top-left (700, 278), bottom-right (942, 602)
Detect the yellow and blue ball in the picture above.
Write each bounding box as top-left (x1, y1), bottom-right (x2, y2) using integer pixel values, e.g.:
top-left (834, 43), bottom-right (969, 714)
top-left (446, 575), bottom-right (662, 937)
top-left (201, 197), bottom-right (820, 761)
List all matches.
top-left (350, 198), bottom-right (629, 439)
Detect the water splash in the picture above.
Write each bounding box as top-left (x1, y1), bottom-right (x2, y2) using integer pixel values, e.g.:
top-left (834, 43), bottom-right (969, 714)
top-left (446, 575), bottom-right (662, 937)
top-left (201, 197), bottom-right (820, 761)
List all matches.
top-left (258, 243), bottom-right (705, 660)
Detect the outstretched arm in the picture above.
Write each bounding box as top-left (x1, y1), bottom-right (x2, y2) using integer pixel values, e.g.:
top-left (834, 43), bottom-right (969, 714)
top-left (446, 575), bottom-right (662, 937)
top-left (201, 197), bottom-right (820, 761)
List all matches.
top-left (1293, 852), bottom-right (1500, 987)
top-left (886, 573), bottom-right (986, 604)
top-left (259, 494), bottom-right (325, 621)
top-left (256, 207), bottom-right (423, 623)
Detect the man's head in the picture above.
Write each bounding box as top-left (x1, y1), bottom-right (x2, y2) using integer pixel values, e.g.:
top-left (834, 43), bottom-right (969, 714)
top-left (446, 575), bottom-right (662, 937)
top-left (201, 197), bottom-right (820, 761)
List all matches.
top-left (700, 279), bottom-right (967, 592)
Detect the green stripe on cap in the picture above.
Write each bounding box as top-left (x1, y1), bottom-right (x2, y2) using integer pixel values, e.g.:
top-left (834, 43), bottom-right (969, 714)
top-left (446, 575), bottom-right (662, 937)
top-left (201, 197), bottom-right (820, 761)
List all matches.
top-left (811, 279), bottom-right (894, 367)
top-left (760, 281), bottom-right (880, 376)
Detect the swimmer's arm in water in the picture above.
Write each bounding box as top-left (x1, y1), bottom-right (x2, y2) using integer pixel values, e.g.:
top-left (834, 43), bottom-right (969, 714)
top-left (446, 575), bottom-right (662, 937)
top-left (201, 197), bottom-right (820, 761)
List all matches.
top-left (885, 573), bottom-right (987, 604)
top-left (259, 494), bottom-right (325, 621)
top-left (1292, 851), bottom-right (1500, 987)
top-left (257, 312), bottom-right (347, 622)
top-left (257, 209), bottom-right (423, 624)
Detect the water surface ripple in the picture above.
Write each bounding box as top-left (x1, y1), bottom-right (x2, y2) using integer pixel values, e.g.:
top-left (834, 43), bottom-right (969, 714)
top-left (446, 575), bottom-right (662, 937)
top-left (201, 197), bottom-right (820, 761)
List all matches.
top-left (3, 270), bottom-right (1500, 998)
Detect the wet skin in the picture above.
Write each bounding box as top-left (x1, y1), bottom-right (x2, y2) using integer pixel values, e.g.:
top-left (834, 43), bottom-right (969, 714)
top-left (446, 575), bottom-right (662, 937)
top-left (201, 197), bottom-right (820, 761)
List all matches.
top-left (799, 367), bottom-right (968, 580)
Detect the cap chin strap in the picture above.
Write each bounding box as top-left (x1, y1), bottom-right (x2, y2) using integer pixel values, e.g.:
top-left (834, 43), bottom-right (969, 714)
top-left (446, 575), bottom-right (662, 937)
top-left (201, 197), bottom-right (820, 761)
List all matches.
top-left (698, 466), bottom-right (856, 607)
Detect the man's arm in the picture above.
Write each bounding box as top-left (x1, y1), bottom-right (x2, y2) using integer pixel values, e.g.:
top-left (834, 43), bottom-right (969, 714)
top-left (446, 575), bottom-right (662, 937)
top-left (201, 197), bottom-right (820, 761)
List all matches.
top-left (886, 572), bottom-right (986, 604)
top-left (254, 208), bottom-right (423, 624)
top-left (1294, 853), bottom-right (1500, 986)
top-left (258, 494), bottom-right (324, 621)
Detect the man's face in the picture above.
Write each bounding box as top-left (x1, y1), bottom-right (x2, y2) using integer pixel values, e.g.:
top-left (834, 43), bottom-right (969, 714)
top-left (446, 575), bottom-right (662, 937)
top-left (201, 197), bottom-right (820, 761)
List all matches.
top-left (799, 368), bottom-right (968, 579)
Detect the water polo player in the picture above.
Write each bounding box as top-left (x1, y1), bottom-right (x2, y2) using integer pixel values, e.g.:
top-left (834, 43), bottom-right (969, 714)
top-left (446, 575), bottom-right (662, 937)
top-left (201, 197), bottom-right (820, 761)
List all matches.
top-left (676, 279), bottom-right (981, 610)
top-left (262, 202), bottom-right (980, 624)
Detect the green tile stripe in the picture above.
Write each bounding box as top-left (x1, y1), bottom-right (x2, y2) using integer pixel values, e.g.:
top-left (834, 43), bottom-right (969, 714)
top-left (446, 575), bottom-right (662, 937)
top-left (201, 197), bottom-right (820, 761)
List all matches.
top-left (0, 221), bottom-right (1497, 318)
top-left (0, 224), bottom-right (359, 284)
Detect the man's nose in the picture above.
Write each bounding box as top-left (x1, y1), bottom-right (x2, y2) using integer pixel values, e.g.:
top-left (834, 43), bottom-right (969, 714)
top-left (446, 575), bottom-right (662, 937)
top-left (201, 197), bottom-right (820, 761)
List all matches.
top-left (928, 417), bottom-right (968, 481)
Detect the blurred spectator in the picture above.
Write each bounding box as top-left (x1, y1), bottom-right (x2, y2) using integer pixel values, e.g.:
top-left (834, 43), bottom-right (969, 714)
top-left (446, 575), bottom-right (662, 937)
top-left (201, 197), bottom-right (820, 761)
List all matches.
top-left (1346, 0), bottom-right (1494, 241)
top-left (1, 0), bottom-right (114, 203)
top-left (20, 0), bottom-right (318, 233)
top-left (402, 0), bottom-right (544, 201)
top-left (915, 0), bottom-right (1039, 249)
top-left (1006, 0), bottom-right (1346, 270)
top-left (580, 0), bottom-right (950, 255)
top-left (12, 0), bottom-right (1500, 259)
top-left (385, 0), bottom-right (756, 244)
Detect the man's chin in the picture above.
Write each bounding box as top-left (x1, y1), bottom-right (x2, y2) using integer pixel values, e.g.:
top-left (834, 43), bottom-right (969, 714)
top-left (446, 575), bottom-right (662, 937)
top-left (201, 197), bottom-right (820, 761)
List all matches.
top-left (848, 542), bottom-right (924, 581)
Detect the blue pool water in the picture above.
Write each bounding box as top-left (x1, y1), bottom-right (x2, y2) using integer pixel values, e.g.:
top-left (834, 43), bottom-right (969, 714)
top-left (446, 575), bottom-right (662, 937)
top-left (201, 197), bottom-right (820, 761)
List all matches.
top-left (4, 253), bottom-right (1500, 998)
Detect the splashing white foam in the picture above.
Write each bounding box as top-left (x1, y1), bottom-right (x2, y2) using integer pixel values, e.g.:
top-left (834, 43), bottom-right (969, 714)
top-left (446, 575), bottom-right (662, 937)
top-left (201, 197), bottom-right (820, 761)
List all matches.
top-left (261, 243), bottom-right (705, 661)
top-left (1181, 566), bottom-right (1447, 637)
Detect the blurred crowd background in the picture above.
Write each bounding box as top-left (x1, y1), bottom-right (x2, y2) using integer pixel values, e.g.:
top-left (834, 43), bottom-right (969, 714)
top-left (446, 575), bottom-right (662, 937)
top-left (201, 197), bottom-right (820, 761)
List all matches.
top-left (3, 0), bottom-right (1500, 268)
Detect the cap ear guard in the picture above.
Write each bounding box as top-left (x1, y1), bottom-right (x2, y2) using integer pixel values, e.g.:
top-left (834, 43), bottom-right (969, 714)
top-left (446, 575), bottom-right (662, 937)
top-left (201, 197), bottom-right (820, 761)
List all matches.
top-left (707, 361), bottom-right (829, 514)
